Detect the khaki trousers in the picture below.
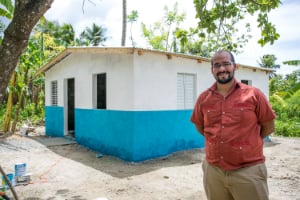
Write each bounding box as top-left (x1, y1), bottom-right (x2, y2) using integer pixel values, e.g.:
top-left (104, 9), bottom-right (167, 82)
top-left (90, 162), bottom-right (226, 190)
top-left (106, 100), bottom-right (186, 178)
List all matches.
top-left (202, 160), bottom-right (269, 200)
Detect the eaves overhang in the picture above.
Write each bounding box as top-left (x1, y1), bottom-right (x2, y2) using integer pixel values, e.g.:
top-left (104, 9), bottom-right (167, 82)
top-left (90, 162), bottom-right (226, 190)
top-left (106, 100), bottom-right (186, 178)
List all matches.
top-left (36, 47), bottom-right (274, 75)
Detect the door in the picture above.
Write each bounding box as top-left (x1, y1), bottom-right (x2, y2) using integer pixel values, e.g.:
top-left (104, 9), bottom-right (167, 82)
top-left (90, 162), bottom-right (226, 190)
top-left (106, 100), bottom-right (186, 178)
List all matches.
top-left (67, 78), bottom-right (75, 136)
top-left (97, 73), bottom-right (106, 109)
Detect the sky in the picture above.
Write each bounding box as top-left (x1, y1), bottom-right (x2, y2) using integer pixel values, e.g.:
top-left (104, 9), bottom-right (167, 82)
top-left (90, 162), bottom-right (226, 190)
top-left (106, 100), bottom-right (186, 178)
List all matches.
top-left (44, 0), bottom-right (300, 75)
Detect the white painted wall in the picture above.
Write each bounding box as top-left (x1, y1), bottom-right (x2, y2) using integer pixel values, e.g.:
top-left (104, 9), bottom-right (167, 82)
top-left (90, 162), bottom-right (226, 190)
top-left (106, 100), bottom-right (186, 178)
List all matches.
top-left (45, 53), bottom-right (135, 109)
top-left (45, 49), bottom-right (270, 111)
top-left (235, 67), bottom-right (270, 98)
top-left (133, 52), bottom-right (213, 110)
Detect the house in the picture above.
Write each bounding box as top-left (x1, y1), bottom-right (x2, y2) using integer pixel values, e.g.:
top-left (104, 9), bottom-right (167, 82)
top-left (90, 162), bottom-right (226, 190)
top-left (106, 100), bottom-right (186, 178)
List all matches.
top-left (37, 47), bottom-right (272, 162)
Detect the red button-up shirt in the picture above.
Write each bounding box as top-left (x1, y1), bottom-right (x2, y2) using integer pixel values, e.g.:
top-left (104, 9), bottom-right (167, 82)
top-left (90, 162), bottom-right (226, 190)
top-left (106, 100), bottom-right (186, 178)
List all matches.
top-left (191, 79), bottom-right (276, 170)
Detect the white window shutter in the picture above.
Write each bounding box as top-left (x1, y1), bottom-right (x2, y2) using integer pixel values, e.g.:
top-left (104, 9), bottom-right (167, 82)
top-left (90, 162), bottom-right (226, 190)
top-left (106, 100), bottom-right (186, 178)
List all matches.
top-left (177, 73), bottom-right (196, 109)
top-left (177, 74), bottom-right (185, 109)
top-left (184, 74), bottom-right (195, 109)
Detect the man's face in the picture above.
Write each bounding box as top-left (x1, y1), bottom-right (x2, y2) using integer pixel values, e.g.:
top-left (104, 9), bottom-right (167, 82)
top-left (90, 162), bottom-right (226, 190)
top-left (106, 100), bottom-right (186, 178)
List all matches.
top-left (211, 52), bottom-right (236, 84)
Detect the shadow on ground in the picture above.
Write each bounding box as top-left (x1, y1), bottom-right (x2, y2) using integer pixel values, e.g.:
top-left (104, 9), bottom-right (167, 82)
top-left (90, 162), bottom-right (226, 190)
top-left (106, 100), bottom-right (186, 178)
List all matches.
top-left (27, 135), bottom-right (204, 178)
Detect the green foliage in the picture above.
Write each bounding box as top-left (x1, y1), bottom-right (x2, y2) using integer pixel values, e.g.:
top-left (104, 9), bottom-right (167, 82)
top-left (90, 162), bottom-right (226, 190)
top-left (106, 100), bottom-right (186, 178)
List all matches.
top-left (0, 0), bottom-right (13, 41)
top-left (258, 54), bottom-right (280, 78)
top-left (193, 0), bottom-right (281, 47)
top-left (0, 103), bottom-right (44, 128)
top-left (79, 23), bottom-right (108, 46)
top-left (275, 120), bottom-right (300, 137)
top-left (258, 54), bottom-right (280, 69)
top-left (176, 24), bottom-right (251, 57)
top-left (141, 22), bottom-right (168, 50)
top-left (0, 18), bottom-right (67, 131)
top-left (19, 103), bottom-right (45, 123)
top-left (283, 60), bottom-right (300, 66)
top-left (270, 70), bottom-right (300, 137)
top-left (141, 1), bottom-right (256, 57)
top-left (128, 10), bottom-right (138, 22)
top-left (141, 3), bottom-right (186, 52)
top-left (141, 0), bottom-right (281, 57)
top-left (0, 104), bottom-right (6, 128)
top-left (34, 17), bottom-right (75, 47)
top-left (257, 13), bottom-right (280, 46)
top-left (0, 0), bottom-right (14, 19)
top-left (128, 10), bottom-right (139, 47)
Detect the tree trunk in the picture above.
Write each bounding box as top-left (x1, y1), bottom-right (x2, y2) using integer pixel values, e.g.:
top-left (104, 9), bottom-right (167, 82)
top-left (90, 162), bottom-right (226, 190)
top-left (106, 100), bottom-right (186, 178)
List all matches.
top-left (0, 0), bottom-right (54, 104)
top-left (121, 0), bottom-right (127, 46)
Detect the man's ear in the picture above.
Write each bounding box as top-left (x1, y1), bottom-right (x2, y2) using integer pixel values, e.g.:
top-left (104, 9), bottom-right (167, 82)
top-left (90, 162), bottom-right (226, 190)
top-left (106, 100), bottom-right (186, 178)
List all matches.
top-left (233, 63), bottom-right (237, 70)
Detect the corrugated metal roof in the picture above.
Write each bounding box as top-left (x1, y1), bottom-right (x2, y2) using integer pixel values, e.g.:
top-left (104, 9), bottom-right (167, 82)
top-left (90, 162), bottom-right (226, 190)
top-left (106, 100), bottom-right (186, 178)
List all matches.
top-left (37, 47), bottom-right (274, 74)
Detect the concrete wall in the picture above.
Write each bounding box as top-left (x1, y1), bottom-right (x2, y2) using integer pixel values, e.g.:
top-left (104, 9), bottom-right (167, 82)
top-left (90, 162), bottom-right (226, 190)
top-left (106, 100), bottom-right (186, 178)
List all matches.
top-left (45, 53), bottom-right (134, 109)
top-left (75, 109), bottom-right (203, 161)
top-left (132, 52), bottom-right (212, 110)
top-left (235, 66), bottom-right (270, 98)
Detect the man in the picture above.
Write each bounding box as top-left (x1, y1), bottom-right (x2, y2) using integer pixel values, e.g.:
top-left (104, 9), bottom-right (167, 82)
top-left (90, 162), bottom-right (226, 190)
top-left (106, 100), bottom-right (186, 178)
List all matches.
top-left (191, 50), bottom-right (276, 200)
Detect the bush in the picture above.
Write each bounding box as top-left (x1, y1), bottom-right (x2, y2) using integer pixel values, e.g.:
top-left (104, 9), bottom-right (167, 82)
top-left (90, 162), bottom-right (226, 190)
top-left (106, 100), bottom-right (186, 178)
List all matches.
top-left (275, 120), bottom-right (300, 137)
top-left (0, 104), bottom-right (6, 128)
top-left (0, 103), bottom-right (44, 131)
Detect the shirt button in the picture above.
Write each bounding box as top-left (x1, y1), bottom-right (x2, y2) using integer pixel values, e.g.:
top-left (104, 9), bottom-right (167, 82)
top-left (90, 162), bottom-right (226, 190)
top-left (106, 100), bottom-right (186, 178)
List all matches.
top-left (220, 141), bottom-right (224, 144)
top-left (222, 126), bottom-right (224, 128)
top-left (220, 156), bottom-right (224, 159)
top-left (240, 147), bottom-right (242, 150)
top-left (222, 112), bottom-right (225, 114)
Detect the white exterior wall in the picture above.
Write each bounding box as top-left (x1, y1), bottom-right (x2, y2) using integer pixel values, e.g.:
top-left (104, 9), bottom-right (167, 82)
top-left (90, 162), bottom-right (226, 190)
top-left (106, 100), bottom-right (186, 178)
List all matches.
top-left (235, 67), bottom-right (270, 98)
top-left (45, 53), bottom-right (135, 109)
top-left (133, 52), bottom-right (212, 110)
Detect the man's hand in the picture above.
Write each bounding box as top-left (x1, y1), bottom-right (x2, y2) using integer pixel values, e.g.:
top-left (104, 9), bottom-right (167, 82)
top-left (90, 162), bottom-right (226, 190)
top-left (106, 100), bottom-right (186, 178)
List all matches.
top-left (195, 124), bottom-right (204, 136)
top-left (260, 120), bottom-right (275, 138)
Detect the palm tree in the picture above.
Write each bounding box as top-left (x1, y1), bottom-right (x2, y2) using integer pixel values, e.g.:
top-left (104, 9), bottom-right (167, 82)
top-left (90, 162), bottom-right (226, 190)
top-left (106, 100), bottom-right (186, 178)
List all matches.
top-left (258, 54), bottom-right (280, 78)
top-left (79, 23), bottom-right (107, 46)
top-left (121, 0), bottom-right (127, 46)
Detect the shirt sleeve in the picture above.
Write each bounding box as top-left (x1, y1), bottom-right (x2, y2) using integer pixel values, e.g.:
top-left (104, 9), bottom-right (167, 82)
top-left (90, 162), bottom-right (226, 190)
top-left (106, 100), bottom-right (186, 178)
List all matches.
top-left (255, 88), bottom-right (276, 123)
top-left (190, 92), bottom-right (206, 126)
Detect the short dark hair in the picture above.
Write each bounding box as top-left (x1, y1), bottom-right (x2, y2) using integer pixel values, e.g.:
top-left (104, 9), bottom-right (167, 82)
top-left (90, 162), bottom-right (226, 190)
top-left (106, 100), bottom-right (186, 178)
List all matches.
top-left (211, 50), bottom-right (235, 66)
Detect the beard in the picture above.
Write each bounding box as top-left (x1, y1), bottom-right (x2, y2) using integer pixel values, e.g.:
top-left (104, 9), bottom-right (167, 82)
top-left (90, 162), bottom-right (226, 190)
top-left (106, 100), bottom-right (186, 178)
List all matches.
top-left (215, 71), bottom-right (234, 84)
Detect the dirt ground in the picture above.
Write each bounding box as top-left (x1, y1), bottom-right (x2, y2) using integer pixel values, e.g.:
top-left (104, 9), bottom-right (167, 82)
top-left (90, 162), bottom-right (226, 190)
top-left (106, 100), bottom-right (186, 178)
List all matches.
top-left (0, 128), bottom-right (299, 200)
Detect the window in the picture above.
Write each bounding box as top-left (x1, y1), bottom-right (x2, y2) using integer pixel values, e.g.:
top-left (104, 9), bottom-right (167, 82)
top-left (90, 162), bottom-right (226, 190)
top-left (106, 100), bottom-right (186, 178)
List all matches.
top-left (177, 73), bottom-right (196, 109)
top-left (241, 79), bottom-right (252, 85)
top-left (93, 73), bottom-right (107, 109)
top-left (51, 81), bottom-right (58, 106)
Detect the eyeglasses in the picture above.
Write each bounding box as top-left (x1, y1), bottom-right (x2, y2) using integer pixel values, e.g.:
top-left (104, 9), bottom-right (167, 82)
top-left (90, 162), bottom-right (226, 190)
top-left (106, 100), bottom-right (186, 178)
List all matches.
top-left (213, 62), bottom-right (233, 69)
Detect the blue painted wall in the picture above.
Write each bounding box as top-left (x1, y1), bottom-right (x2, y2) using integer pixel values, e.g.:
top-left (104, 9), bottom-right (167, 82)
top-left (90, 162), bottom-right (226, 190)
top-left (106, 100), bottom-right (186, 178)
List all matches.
top-left (45, 106), bottom-right (204, 162)
top-left (75, 109), bottom-right (204, 162)
top-left (45, 106), bottom-right (64, 137)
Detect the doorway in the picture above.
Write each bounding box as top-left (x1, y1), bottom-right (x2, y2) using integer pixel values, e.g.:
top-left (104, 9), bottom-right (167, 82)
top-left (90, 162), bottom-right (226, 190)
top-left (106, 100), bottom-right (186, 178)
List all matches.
top-left (67, 78), bottom-right (75, 137)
